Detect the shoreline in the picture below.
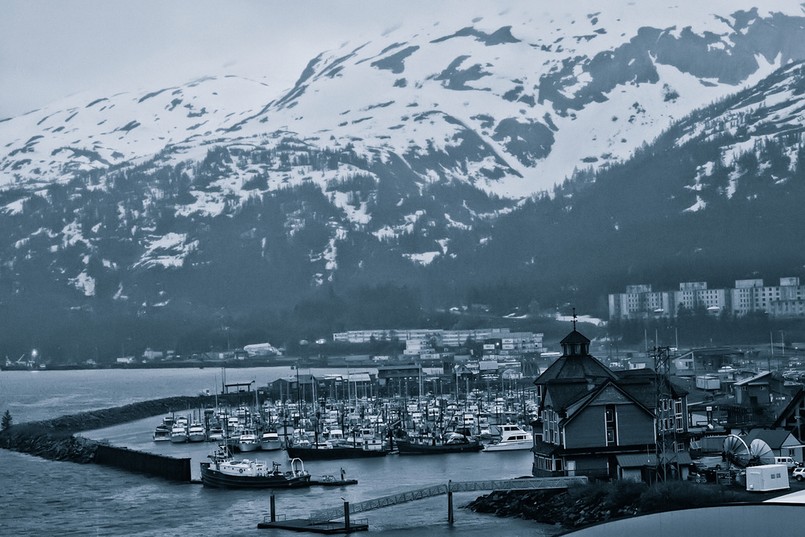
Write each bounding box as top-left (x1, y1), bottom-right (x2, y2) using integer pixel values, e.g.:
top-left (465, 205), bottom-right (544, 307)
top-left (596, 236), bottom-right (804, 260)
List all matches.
top-left (466, 480), bottom-right (801, 530)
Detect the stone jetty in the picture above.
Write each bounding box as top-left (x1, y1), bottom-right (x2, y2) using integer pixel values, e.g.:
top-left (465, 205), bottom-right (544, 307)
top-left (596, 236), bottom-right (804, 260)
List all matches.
top-left (0, 394), bottom-right (230, 464)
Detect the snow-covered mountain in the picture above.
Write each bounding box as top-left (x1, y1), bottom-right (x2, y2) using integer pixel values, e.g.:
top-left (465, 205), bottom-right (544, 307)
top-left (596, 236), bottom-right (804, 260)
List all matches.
top-left (5, 3), bottom-right (805, 194)
top-left (2, 2), bottom-right (805, 358)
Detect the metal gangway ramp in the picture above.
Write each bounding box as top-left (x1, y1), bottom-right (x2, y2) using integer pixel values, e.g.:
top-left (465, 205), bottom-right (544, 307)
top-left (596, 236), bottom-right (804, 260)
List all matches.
top-left (309, 476), bottom-right (588, 521)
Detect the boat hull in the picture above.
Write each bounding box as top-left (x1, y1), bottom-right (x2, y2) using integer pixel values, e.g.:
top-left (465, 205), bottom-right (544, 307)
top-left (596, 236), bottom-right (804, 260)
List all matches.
top-left (395, 439), bottom-right (483, 455)
top-left (286, 446), bottom-right (389, 460)
top-left (200, 463), bottom-right (311, 489)
top-left (482, 441), bottom-right (533, 452)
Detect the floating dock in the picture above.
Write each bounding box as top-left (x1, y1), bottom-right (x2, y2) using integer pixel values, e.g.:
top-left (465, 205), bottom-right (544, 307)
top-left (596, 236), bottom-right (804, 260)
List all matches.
top-left (259, 495), bottom-right (367, 533)
top-left (257, 518), bottom-right (368, 534)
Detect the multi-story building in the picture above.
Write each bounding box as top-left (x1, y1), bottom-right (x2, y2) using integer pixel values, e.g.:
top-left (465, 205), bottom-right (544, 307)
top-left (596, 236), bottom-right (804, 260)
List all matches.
top-left (333, 328), bottom-right (544, 353)
top-left (609, 277), bottom-right (805, 320)
top-left (770, 277), bottom-right (805, 317)
top-left (674, 282), bottom-right (728, 314)
top-left (608, 284), bottom-right (674, 319)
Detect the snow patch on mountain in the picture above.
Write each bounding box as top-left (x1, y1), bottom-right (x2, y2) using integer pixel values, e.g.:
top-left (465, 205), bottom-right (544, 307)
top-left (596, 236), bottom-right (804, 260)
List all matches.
top-left (70, 271), bottom-right (96, 297)
top-left (136, 232), bottom-right (198, 269)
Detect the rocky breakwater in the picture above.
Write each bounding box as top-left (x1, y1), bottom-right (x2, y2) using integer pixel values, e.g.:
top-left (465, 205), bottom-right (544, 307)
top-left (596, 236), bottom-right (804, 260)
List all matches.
top-left (466, 487), bottom-right (636, 530)
top-left (466, 480), bottom-right (764, 530)
top-left (0, 395), bottom-right (215, 463)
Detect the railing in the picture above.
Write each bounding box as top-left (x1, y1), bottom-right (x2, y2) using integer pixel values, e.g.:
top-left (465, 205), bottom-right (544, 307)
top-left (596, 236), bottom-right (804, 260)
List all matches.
top-left (309, 476), bottom-right (587, 521)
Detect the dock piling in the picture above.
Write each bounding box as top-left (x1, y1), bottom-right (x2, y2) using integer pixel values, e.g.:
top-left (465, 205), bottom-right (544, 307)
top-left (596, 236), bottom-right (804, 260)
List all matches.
top-left (344, 500), bottom-right (350, 531)
top-left (447, 480), bottom-right (454, 524)
top-left (270, 494), bottom-right (276, 522)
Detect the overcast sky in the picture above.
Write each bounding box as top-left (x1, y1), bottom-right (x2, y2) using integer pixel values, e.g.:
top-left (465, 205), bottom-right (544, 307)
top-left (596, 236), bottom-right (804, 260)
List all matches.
top-left (0, 0), bottom-right (446, 119)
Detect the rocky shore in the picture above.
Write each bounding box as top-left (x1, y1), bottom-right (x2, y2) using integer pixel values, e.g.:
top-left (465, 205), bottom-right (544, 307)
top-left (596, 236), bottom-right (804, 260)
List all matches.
top-left (466, 480), bottom-right (779, 530)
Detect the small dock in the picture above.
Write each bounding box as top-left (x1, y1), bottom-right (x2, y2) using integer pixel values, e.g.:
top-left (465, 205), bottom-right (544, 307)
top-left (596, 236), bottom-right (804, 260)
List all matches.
top-left (257, 518), bottom-right (368, 534)
top-left (259, 495), bottom-right (367, 533)
top-left (310, 476), bottom-right (358, 487)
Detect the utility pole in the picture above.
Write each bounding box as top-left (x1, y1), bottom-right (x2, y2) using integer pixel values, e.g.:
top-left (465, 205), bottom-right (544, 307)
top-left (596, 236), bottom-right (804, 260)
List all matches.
top-left (654, 346), bottom-right (676, 482)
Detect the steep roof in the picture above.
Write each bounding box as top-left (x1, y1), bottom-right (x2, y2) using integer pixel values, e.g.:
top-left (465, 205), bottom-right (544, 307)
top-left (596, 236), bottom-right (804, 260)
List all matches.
top-left (542, 379), bottom-right (592, 412)
top-left (616, 370), bottom-right (689, 409)
top-left (562, 379), bottom-right (655, 426)
top-left (734, 371), bottom-right (773, 386)
top-left (744, 428), bottom-right (795, 450)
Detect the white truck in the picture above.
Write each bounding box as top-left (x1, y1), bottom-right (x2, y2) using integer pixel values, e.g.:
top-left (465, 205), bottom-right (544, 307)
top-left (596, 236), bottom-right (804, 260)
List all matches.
top-left (745, 464), bottom-right (790, 492)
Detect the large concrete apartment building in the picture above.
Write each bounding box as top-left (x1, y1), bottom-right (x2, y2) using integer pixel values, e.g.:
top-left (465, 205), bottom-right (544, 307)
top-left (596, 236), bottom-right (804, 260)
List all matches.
top-left (609, 277), bottom-right (805, 320)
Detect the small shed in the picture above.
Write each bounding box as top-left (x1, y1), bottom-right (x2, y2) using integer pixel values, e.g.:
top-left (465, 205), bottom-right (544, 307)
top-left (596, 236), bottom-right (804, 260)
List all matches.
top-left (746, 464), bottom-right (789, 492)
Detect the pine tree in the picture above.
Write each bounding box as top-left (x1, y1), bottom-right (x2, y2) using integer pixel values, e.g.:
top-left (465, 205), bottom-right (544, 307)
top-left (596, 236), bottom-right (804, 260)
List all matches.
top-left (1, 410), bottom-right (11, 431)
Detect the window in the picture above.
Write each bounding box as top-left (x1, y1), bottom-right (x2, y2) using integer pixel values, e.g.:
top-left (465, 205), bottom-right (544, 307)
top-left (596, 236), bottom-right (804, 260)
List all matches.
top-left (605, 404), bottom-right (617, 446)
top-left (543, 409), bottom-right (560, 445)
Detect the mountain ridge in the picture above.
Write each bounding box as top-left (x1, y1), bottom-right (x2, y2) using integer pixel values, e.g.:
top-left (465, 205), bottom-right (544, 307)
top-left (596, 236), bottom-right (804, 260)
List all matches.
top-left (2, 2), bottom-right (805, 358)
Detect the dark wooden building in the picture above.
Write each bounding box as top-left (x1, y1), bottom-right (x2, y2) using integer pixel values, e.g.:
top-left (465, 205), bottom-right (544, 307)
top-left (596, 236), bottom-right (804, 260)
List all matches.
top-left (532, 328), bottom-right (691, 481)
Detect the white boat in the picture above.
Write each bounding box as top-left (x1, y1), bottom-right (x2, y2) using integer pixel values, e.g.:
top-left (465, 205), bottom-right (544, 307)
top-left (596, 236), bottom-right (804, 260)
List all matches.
top-left (152, 425), bottom-right (171, 442)
top-left (237, 431), bottom-right (260, 452)
top-left (169, 424), bottom-right (188, 444)
top-left (208, 424), bottom-right (225, 441)
top-left (188, 422), bottom-right (206, 442)
top-left (483, 424), bottom-right (533, 452)
top-left (259, 431), bottom-right (283, 451)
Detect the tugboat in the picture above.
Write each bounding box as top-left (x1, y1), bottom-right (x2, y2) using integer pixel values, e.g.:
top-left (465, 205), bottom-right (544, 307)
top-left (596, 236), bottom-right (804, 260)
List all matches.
top-left (200, 447), bottom-right (311, 489)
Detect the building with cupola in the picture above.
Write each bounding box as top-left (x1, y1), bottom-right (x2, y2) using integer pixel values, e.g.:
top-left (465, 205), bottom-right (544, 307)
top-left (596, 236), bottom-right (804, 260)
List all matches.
top-left (532, 322), bottom-right (692, 481)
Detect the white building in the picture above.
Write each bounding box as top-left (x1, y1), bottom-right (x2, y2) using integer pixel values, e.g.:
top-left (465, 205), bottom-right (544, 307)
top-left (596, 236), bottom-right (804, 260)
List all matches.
top-left (609, 277), bottom-right (805, 320)
top-left (332, 328), bottom-right (545, 353)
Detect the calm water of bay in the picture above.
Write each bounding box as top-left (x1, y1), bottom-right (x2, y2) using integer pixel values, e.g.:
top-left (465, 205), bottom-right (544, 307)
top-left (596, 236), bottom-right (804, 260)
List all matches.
top-left (0, 368), bottom-right (559, 536)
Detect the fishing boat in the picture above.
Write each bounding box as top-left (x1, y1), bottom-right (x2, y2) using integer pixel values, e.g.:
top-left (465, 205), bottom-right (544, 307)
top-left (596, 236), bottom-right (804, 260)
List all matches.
top-left (286, 441), bottom-right (390, 460)
top-left (395, 432), bottom-right (483, 455)
top-left (482, 424), bottom-right (533, 452)
top-left (200, 448), bottom-right (311, 489)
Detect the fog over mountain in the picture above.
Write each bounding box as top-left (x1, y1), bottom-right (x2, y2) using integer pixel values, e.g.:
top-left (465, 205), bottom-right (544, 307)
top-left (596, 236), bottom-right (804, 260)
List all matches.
top-left (2, 1), bottom-right (805, 358)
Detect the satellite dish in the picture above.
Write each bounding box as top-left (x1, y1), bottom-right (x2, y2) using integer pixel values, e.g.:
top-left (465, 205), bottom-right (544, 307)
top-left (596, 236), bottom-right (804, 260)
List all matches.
top-left (748, 439), bottom-right (775, 466)
top-left (723, 434), bottom-right (750, 467)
